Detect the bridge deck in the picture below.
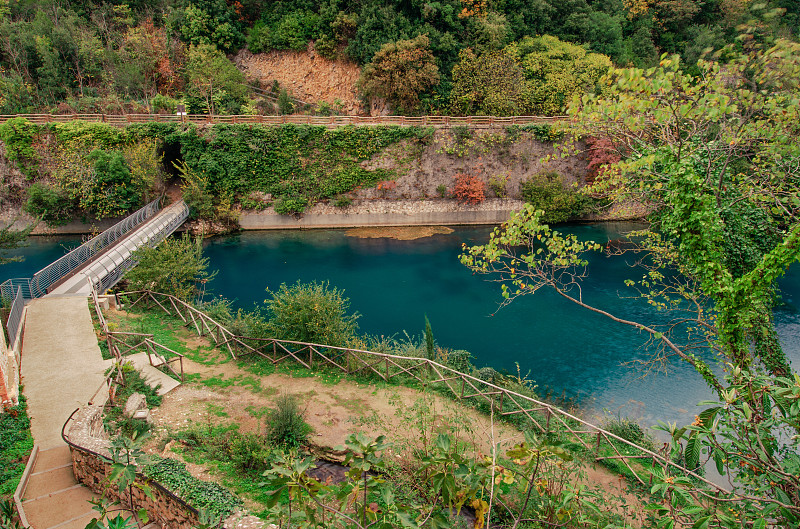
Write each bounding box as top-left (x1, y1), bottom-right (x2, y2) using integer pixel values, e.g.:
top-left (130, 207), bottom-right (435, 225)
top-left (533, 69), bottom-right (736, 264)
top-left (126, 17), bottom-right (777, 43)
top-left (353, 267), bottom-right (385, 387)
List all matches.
top-left (48, 201), bottom-right (188, 297)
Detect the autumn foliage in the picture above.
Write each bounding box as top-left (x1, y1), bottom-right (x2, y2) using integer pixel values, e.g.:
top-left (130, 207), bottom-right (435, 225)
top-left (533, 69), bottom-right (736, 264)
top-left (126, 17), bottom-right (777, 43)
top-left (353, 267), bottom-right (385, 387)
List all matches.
top-left (453, 172), bottom-right (486, 204)
top-left (585, 136), bottom-right (621, 184)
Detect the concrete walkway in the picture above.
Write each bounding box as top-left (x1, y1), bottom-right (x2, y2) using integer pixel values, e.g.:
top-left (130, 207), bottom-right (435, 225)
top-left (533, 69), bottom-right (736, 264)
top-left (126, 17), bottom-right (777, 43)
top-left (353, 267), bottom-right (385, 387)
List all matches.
top-left (22, 296), bottom-right (108, 449)
top-left (102, 352), bottom-right (181, 396)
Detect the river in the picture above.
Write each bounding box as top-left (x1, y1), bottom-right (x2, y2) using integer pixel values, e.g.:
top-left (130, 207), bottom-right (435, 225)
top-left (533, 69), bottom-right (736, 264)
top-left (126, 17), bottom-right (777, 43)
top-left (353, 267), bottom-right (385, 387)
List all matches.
top-left (5, 224), bottom-right (800, 428)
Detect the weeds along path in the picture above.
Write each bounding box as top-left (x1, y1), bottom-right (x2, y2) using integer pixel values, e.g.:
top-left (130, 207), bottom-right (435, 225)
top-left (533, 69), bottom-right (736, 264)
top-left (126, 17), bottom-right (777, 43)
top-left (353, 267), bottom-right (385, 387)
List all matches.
top-left (104, 306), bottom-right (648, 526)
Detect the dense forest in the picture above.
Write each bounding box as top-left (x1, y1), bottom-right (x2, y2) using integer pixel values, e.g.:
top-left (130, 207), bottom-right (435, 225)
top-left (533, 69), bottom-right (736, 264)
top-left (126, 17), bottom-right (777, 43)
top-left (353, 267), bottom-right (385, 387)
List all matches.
top-left (0, 0), bottom-right (798, 115)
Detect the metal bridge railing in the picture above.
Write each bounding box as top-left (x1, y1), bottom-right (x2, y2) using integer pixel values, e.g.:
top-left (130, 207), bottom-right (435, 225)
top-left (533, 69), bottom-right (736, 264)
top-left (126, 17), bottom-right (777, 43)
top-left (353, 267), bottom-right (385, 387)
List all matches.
top-left (91, 200), bottom-right (190, 294)
top-left (5, 286), bottom-right (24, 346)
top-left (26, 198), bottom-right (161, 298)
top-left (0, 279), bottom-right (33, 302)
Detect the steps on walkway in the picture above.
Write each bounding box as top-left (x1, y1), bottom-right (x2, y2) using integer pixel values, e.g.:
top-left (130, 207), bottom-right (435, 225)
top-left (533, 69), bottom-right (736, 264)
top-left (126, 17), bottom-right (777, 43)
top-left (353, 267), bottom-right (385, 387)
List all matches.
top-left (20, 445), bottom-right (150, 529)
top-left (21, 445), bottom-right (100, 529)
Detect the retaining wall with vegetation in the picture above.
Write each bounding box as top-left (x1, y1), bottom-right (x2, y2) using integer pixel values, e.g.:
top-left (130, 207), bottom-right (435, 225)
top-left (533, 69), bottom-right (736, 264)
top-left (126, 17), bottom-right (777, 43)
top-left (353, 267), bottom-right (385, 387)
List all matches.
top-left (65, 405), bottom-right (270, 529)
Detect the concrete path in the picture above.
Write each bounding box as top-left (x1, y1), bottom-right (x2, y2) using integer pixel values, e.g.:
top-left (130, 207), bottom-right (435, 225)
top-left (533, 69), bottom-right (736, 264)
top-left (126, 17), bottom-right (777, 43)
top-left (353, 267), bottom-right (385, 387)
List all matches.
top-left (22, 296), bottom-right (108, 449)
top-left (102, 352), bottom-right (181, 396)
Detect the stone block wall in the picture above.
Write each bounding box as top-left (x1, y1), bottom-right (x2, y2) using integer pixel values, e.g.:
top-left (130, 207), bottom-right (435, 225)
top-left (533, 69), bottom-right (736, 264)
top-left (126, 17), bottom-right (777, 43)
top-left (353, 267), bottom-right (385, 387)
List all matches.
top-left (0, 322), bottom-right (20, 407)
top-left (67, 405), bottom-right (273, 529)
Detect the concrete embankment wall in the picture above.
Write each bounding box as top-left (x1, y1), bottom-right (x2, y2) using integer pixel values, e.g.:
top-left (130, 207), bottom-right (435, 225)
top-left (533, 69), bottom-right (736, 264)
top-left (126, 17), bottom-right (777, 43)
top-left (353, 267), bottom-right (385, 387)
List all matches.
top-left (14, 199), bottom-right (525, 234)
top-left (238, 204), bottom-right (520, 229)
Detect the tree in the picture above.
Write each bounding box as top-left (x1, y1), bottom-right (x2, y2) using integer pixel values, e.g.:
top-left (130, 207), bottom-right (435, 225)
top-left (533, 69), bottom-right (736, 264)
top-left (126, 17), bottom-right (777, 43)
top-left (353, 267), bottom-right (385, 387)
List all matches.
top-left (358, 34), bottom-right (440, 114)
top-left (86, 149), bottom-right (141, 218)
top-left (449, 48), bottom-right (526, 116)
top-left (0, 222), bottom-right (33, 265)
top-left (124, 234), bottom-right (215, 300)
top-left (461, 37), bottom-right (800, 526)
top-left (185, 43), bottom-right (248, 114)
top-left (507, 35), bottom-right (612, 115)
top-left (116, 19), bottom-right (185, 99)
top-left (177, 0), bottom-right (243, 53)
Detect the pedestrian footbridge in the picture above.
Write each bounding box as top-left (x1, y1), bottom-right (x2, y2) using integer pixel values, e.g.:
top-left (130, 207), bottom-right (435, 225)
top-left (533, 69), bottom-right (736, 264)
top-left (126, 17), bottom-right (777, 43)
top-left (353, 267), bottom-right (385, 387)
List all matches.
top-left (1, 197), bottom-right (189, 301)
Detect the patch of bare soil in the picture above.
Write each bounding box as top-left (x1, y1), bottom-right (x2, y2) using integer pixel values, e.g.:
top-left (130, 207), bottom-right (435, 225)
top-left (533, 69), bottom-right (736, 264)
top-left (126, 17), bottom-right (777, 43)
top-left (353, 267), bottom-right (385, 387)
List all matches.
top-left (144, 352), bottom-right (647, 525)
top-left (235, 47), bottom-right (363, 115)
top-left (150, 355), bottom-right (522, 458)
top-left (345, 226), bottom-right (454, 240)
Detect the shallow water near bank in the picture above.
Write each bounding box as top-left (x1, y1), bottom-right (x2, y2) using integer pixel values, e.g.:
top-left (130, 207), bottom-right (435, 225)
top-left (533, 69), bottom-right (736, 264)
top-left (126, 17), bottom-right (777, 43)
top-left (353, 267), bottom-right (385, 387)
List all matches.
top-left (5, 225), bottom-right (799, 428)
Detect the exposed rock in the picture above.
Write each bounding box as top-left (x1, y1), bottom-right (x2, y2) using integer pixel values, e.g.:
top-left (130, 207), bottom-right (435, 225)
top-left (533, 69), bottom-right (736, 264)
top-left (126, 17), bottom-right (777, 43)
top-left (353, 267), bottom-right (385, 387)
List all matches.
top-left (123, 392), bottom-right (148, 418)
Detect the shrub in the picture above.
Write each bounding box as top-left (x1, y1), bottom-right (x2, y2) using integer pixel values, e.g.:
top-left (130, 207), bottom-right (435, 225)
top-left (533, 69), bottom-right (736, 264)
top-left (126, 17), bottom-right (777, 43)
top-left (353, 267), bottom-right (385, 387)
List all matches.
top-left (277, 88), bottom-right (294, 115)
top-left (143, 457), bottom-right (243, 519)
top-left (520, 172), bottom-right (590, 224)
top-left (265, 394), bottom-right (312, 448)
top-left (265, 280), bottom-right (360, 347)
top-left (603, 416), bottom-right (654, 450)
top-left (0, 117), bottom-right (39, 179)
top-left (585, 136), bottom-right (621, 184)
top-left (488, 173), bottom-right (509, 197)
top-left (273, 195), bottom-right (308, 215)
top-left (333, 194), bottom-right (352, 208)
top-left (25, 183), bottom-right (73, 225)
top-left (0, 396), bottom-right (33, 496)
top-left (177, 165), bottom-right (214, 220)
top-left (453, 172), bottom-right (486, 205)
top-left (103, 364), bottom-right (162, 436)
top-left (150, 94), bottom-right (179, 114)
top-left (85, 149), bottom-right (141, 217)
top-left (124, 234), bottom-right (215, 300)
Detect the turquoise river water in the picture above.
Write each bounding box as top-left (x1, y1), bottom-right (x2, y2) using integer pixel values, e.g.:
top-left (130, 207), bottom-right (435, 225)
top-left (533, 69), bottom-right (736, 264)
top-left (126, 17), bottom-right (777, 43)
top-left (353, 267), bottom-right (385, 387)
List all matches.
top-left (4, 224), bottom-right (800, 428)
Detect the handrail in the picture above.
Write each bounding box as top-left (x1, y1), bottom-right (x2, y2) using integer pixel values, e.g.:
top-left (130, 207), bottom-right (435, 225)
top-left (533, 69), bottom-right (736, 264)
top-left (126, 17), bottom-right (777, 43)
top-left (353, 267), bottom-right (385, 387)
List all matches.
top-left (29, 197), bottom-right (162, 297)
top-left (90, 200), bottom-right (189, 294)
top-left (0, 198), bottom-right (163, 300)
top-left (0, 113), bottom-right (566, 128)
top-left (90, 281), bottom-right (184, 381)
top-left (6, 286), bottom-right (24, 346)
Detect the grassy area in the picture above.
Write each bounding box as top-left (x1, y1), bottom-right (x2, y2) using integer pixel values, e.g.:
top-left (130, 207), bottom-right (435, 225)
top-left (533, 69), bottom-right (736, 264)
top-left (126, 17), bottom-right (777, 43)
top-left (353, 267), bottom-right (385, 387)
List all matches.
top-left (108, 299), bottom-right (658, 483)
top-left (99, 298), bottom-right (655, 526)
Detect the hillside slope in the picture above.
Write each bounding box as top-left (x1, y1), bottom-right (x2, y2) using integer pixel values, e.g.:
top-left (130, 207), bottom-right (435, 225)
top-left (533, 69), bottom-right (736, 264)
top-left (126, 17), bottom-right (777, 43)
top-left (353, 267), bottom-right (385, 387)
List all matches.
top-left (235, 48), bottom-right (365, 115)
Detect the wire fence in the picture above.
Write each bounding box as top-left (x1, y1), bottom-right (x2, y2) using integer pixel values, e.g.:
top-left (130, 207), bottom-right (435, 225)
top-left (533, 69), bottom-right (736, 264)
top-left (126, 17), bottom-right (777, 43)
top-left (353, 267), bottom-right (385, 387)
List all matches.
top-left (0, 279), bottom-right (33, 302)
top-left (5, 287), bottom-right (24, 346)
top-left (120, 289), bottom-right (739, 504)
top-left (0, 113), bottom-right (564, 128)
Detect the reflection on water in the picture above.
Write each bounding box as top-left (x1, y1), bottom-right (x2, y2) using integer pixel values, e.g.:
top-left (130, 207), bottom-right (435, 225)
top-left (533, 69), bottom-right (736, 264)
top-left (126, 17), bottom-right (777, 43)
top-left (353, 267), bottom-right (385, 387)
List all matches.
top-left (4, 226), bottom-right (798, 429)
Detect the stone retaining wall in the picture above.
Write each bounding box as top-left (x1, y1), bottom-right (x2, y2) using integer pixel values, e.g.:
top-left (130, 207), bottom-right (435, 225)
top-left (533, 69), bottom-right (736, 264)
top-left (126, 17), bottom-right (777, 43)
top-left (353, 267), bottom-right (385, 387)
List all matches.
top-left (67, 405), bottom-right (271, 529)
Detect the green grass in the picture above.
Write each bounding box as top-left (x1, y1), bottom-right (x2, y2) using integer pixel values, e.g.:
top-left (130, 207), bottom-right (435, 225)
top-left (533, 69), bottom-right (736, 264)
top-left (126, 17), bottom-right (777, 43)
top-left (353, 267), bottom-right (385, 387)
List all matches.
top-left (112, 299), bottom-right (657, 488)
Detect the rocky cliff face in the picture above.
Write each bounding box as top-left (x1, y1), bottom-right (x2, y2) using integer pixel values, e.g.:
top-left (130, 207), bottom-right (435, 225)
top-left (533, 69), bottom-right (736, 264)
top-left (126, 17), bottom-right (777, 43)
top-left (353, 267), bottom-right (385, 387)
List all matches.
top-left (235, 46), bottom-right (368, 115)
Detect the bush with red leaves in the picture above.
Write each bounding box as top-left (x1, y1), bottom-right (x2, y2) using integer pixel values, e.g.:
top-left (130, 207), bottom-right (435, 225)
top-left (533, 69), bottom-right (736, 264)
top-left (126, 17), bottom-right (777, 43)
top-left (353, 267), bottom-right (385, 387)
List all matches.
top-left (453, 172), bottom-right (486, 204)
top-left (585, 136), bottom-right (621, 183)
